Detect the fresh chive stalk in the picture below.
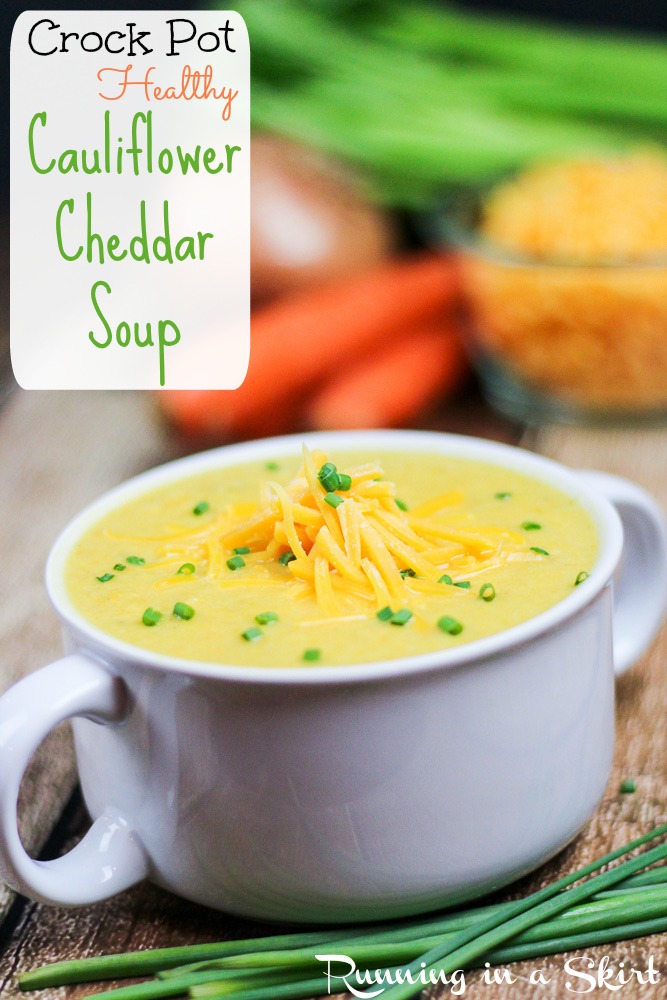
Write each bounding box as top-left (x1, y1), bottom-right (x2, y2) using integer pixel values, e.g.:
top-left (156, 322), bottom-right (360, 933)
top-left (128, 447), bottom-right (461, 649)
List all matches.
top-left (19, 827), bottom-right (667, 999)
top-left (479, 583), bottom-right (495, 602)
top-left (177, 563), bottom-right (195, 576)
top-left (226, 555), bottom-right (246, 571)
top-left (278, 551), bottom-right (296, 565)
top-left (376, 606), bottom-right (394, 621)
top-left (324, 492), bottom-right (343, 508)
top-left (192, 502), bottom-right (209, 516)
top-left (126, 556), bottom-right (145, 566)
top-left (530, 547), bottom-right (550, 556)
top-left (96, 573), bottom-right (114, 583)
top-left (390, 609), bottom-right (412, 626)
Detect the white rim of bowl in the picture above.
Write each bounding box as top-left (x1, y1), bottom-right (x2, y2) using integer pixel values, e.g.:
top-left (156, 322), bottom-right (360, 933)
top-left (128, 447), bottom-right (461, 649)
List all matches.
top-left (46, 429), bottom-right (623, 687)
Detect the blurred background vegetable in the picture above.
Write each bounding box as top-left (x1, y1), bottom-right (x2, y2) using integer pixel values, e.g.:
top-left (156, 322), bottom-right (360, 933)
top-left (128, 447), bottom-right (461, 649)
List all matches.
top-left (158, 0), bottom-right (667, 440)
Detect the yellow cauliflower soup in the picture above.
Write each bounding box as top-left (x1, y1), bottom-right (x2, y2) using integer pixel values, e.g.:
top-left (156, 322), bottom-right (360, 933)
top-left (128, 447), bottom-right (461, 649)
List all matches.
top-left (66, 449), bottom-right (598, 667)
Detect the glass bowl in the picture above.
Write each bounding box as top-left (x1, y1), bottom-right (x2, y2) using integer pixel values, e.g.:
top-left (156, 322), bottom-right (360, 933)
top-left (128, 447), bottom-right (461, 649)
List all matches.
top-left (428, 187), bottom-right (667, 425)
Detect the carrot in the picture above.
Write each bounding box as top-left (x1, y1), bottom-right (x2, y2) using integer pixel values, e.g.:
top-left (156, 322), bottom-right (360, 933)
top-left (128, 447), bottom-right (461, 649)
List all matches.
top-left (306, 319), bottom-right (469, 430)
top-left (160, 253), bottom-right (459, 438)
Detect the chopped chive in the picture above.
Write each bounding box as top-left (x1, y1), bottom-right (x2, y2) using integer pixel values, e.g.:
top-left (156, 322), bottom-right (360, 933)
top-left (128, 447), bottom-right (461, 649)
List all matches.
top-left (233, 546), bottom-right (251, 555)
top-left (395, 498), bottom-right (408, 511)
top-left (400, 568), bottom-right (416, 578)
top-left (438, 574), bottom-right (453, 585)
top-left (173, 602), bottom-right (195, 620)
top-left (192, 501), bottom-right (209, 516)
top-left (317, 461), bottom-right (337, 480)
top-left (226, 555), bottom-right (246, 571)
top-left (241, 626), bottom-right (262, 642)
top-left (530, 547), bottom-right (550, 556)
top-left (454, 580), bottom-right (471, 589)
top-left (265, 461), bottom-right (280, 471)
top-left (126, 556), bottom-right (145, 566)
top-left (495, 491), bottom-right (512, 500)
top-left (620, 779), bottom-right (637, 794)
top-left (522, 521), bottom-right (542, 530)
top-left (575, 570), bottom-right (590, 585)
top-left (278, 551), bottom-right (296, 565)
top-left (438, 615), bottom-right (463, 636)
top-left (324, 492), bottom-right (344, 508)
top-left (177, 563), bottom-right (195, 575)
top-left (337, 473), bottom-right (352, 491)
top-left (479, 583), bottom-right (496, 602)
top-left (376, 606), bottom-right (394, 621)
top-left (96, 573), bottom-right (114, 583)
top-left (317, 463), bottom-right (340, 492)
top-left (390, 608), bottom-right (413, 626)
top-left (113, 563), bottom-right (126, 572)
top-left (255, 611), bottom-right (279, 626)
top-left (142, 608), bottom-right (162, 627)
top-left (303, 648), bottom-right (321, 663)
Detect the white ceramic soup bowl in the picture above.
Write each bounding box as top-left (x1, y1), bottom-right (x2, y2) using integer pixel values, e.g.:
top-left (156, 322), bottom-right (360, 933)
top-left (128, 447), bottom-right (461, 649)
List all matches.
top-left (1, 430), bottom-right (666, 923)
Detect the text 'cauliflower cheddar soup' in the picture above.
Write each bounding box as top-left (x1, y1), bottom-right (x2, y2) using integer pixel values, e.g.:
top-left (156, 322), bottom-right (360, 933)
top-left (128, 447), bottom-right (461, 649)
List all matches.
top-left (66, 448), bottom-right (598, 667)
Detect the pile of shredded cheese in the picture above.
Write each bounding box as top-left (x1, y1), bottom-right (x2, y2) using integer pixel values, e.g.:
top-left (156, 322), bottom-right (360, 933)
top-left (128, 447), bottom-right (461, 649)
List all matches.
top-left (463, 152), bottom-right (667, 409)
top-left (155, 448), bottom-right (528, 616)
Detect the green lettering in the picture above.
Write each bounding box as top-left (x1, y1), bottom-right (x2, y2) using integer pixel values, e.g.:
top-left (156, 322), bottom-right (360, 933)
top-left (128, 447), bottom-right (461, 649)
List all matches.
top-left (158, 320), bottom-right (181, 387)
top-left (225, 145), bottom-right (241, 173)
top-left (55, 199), bottom-right (82, 261)
top-left (203, 147), bottom-right (223, 174)
top-left (28, 112), bottom-right (54, 174)
top-left (89, 280), bottom-right (113, 348)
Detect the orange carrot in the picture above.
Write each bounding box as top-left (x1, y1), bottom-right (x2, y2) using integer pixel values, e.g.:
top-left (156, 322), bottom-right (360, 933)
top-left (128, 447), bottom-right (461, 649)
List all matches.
top-left (306, 320), bottom-right (469, 430)
top-left (160, 253), bottom-right (459, 438)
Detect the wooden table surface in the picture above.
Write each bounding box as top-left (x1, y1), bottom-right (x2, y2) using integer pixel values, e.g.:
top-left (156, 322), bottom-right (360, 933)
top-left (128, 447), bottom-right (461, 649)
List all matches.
top-left (0, 386), bottom-right (666, 999)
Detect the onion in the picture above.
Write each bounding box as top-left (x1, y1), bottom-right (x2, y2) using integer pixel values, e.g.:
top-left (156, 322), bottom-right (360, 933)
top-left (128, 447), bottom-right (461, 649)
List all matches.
top-left (251, 133), bottom-right (396, 302)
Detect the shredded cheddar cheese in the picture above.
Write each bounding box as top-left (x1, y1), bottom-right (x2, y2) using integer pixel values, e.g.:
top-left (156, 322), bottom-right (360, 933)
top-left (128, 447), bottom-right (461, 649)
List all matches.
top-left (462, 152), bottom-right (667, 410)
top-left (149, 446), bottom-right (527, 615)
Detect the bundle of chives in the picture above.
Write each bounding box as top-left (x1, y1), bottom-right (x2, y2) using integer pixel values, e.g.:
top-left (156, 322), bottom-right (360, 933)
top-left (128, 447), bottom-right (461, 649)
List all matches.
top-left (18, 826), bottom-right (667, 1000)
top-left (233, 0), bottom-right (667, 207)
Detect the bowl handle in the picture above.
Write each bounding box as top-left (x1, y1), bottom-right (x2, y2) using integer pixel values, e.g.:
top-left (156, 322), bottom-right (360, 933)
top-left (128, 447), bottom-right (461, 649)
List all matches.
top-left (577, 470), bottom-right (667, 676)
top-left (0, 654), bottom-right (149, 904)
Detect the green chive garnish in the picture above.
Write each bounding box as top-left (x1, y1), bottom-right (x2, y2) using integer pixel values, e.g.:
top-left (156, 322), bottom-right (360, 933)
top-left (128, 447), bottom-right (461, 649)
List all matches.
top-left (620, 779), bottom-right (637, 794)
top-left (242, 626), bottom-right (262, 642)
top-left (530, 547), bottom-right (550, 556)
top-left (395, 498), bottom-right (408, 511)
top-left (226, 555), bottom-right (246, 571)
top-left (337, 473), bottom-right (352, 491)
top-left (317, 463), bottom-right (340, 492)
top-left (173, 602), bottom-right (195, 620)
top-left (96, 573), bottom-right (114, 583)
top-left (390, 608), bottom-right (413, 626)
top-left (255, 611), bottom-right (279, 625)
top-left (193, 501), bottom-right (210, 516)
top-left (177, 563), bottom-right (195, 575)
top-left (438, 615), bottom-right (463, 635)
top-left (278, 551), bottom-right (296, 565)
top-left (479, 583), bottom-right (496, 602)
top-left (265, 461), bottom-right (280, 471)
top-left (438, 574), bottom-right (453, 585)
top-left (233, 546), bottom-right (251, 555)
top-left (126, 556), bottom-right (145, 566)
top-left (324, 492), bottom-right (344, 508)
top-left (454, 580), bottom-right (471, 589)
top-left (575, 570), bottom-right (590, 585)
top-left (303, 648), bottom-right (321, 663)
top-left (495, 491), bottom-right (512, 500)
top-left (142, 608), bottom-right (162, 627)
top-left (113, 564), bottom-right (126, 572)
top-left (522, 521), bottom-right (542, 530)
top-left (400, 568), bottom-right (416, 578)
top-left (376, 606), bottom-right (394, 621)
